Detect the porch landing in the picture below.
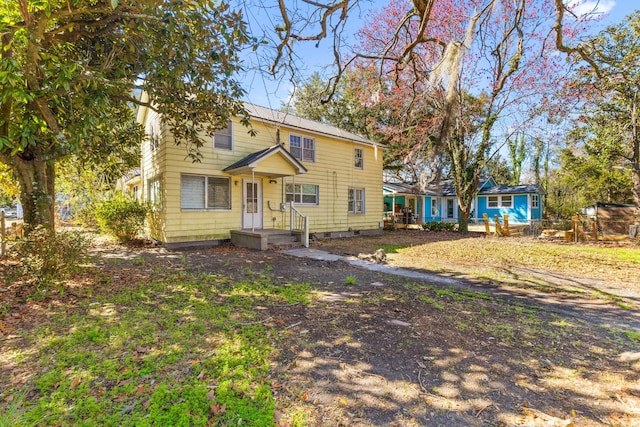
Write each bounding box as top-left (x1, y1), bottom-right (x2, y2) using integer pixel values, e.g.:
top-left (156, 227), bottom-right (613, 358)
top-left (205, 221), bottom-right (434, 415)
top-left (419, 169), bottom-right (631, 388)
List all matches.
top-left (230, 228), bottom-right (301, 250)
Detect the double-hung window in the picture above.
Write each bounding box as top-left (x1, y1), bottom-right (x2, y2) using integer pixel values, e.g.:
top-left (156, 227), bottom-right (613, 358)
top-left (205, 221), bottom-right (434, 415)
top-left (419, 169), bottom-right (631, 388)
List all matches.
top-left (354, 148), bottom-right (364, 169)
top-left (285, 184), bottom-right (319, 205)
top-left (487, 195), bottom-right (512, 208)
top-left (213, 121), bottom-right (233, 150)
top-left (181, 174), bottom-right (230, 210)
top-left (348, 188), bottom-right (365, 214)
top-left (290, 134), bottom-right (315, 162)
top-left (431, 199), bottom-right (438, 216)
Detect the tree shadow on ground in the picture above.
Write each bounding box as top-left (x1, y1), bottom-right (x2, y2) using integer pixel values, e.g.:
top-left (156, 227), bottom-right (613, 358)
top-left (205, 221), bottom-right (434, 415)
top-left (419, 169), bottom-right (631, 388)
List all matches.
top-left (264, 269), bottom-right (640, 427)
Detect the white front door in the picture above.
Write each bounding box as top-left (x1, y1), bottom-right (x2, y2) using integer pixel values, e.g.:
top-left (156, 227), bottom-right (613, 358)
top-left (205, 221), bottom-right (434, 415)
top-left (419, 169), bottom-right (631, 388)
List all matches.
top-left (242, 178), bottom-right (263, 229)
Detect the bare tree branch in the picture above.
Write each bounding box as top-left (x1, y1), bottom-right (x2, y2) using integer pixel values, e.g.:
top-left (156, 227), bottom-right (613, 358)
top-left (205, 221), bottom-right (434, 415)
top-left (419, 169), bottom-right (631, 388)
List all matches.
top-left (552, 0), bottom-right (602, 78)
top-left (491, 0), bottom-right (525, 97)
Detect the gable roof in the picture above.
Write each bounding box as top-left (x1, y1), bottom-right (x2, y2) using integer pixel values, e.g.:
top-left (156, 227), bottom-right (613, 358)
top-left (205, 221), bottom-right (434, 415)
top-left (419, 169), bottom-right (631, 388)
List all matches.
top-left (424, 176), bottom-right (493, 197)
top-left (479, 184), bottom-right (546, 196)
top-left (135, 92), bottom-right (380, 149)
top-left (384, 177), bottom-right (545, 197)
top-left (244, 103), bottom-right (380, 148)
top-left (383, 182), bottom-right (431, 195)
top-left (223, 144), bottom-right (307, 177)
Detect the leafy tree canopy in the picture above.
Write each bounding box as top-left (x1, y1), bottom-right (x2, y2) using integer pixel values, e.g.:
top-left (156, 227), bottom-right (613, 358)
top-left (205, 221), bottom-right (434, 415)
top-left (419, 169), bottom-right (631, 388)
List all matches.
top-left (484, 155), bottom-right (513, 186)
top-left (0, 0), bottom-right (253, 232)
top-left (553, 147), bottom-right (633, 211)
top-left (0, 164), bottom-right (19, 206)
top-left (570, 11), bottom-right (640, 209)
top-left (288, 70), bottom-right (441, 183)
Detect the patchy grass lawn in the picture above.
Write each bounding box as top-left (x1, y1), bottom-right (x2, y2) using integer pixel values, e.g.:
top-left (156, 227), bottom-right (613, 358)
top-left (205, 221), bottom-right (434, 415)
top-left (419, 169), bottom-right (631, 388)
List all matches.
top-left (1, 232), bottom-right (639, 426)
top-left (1, 262), bottom-right (313, 427)
top-left (316, 230), bottom-right (640, 306)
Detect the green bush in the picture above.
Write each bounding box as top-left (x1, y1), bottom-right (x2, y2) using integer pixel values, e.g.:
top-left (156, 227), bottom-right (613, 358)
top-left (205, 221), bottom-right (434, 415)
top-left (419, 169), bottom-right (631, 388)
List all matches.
top-left (421, 221), bottom-right (458, 232)
top-left (94, 195), bottom-right (149, 241)
top-left (13, 227), bottom-right (90, 284)
top-left (72, 203), bottom-right (98, 228)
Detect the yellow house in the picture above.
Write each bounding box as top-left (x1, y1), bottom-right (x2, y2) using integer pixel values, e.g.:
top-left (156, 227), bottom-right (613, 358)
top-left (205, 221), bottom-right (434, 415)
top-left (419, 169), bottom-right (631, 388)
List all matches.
top-left (137, 98), bottom-right (384, 249)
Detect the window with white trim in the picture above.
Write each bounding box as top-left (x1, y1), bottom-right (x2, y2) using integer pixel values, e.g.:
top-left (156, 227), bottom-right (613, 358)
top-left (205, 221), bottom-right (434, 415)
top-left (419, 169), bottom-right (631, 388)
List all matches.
top-left (181, 174), bottom-right (230, 210)
top-left (354, 148), bottom-right (364, 169)
top-left (148, 177), bottom-right (162, 210)
top-left (531, 194), bottom-right (539, 208)
top-left (290, 134), bottom-right (315, 162)
top-left (213, 121), bottom-right (233, 150)
top-left (285, 184), bottom-right (319, 205)
top-left (487, 195), bottom-right (513, 208)
top-left (348, 188), bottom-right (365, 214)
top-left (431, 199), bottom-right (438, 216)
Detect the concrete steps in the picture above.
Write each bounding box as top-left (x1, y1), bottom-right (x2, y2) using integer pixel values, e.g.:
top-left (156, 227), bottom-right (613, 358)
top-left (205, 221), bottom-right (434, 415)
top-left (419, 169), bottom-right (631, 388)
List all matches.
top-left (268, 232), bottom-right (301, 247)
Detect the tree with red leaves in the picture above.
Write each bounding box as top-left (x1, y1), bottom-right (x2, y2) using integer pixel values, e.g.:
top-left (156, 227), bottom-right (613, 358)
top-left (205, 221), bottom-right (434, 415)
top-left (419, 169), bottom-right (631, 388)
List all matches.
top-left (253, 0), bottom-right (595, 230)
top-left (345, 0), bottom-right (590, 231)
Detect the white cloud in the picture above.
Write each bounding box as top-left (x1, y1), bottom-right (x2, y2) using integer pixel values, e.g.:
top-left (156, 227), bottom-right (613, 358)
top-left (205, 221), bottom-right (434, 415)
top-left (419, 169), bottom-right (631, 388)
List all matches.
top-left (570, 0), bottom-right (616, 17)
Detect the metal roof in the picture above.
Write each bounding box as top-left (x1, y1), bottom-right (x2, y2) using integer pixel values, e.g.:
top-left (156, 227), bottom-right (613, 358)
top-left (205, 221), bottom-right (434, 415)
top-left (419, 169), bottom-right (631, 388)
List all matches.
top-left (244, 103), bottom-right (380, 148)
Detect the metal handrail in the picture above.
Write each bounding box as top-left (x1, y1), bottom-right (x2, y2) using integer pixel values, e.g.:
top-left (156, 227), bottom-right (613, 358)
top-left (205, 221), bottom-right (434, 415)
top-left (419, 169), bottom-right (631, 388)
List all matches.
top-left (289, 202), bottom-right (309, 247)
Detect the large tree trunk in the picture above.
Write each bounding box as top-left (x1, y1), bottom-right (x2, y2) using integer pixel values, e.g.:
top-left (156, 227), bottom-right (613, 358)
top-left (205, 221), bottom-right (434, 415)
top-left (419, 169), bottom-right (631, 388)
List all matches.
top-left (458, 205), bottom-right (470, 233)
top-left (631, 100), bottom-right (640, 222)
top-left (13, 157), bottom-right (56, 235)
top-left (632, 126), bottom-right (640, 208)
top-left (632, 150), bottom-right (640, 224)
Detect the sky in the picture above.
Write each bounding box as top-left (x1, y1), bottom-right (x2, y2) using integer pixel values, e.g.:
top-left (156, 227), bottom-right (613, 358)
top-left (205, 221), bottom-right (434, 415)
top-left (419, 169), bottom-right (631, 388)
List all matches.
top-left (237, 0), bottom-right (383, 109)
top-left (238, 1), bottom-right (638, 110)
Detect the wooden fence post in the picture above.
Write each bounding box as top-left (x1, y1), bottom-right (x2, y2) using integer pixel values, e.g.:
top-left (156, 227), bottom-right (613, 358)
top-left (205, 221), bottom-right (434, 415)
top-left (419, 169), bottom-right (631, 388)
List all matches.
top-left (503, 214), bottom-right (510, 237)
top-left (591, 221), bottom-right (598, 241)
top-left (494, 214), bottom-right (503, 236)
top-left (572, 215), bottom-right (578, 243)
top-left (483, 214), bottom-right (490, 235)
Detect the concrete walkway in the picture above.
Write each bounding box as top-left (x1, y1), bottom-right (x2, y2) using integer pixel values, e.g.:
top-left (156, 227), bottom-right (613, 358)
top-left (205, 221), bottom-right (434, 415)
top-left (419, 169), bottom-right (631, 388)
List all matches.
top-left (281, 248), bottom-right (462, 287)
top-left (280, 248), bottom-right (640, 332)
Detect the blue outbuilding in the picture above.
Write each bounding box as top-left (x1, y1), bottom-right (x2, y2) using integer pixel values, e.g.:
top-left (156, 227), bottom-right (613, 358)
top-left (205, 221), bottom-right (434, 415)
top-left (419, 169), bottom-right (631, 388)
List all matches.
top-left (384, 176), bottom-right (545, 225)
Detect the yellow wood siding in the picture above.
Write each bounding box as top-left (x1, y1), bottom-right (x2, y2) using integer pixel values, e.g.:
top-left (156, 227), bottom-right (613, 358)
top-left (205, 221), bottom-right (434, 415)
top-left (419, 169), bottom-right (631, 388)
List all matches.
top-left (139, 107), bottom-right (167, 241)
top-left (139, 107), bottom-right (383, 243)
top-left (282, 130), bottom-right (383, 234)
top-left (253, 155), bottom-right (298, 176)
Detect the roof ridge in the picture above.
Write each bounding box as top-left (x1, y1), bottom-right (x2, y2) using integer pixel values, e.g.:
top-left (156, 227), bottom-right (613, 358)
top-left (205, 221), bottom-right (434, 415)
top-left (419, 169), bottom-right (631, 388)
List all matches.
top-left (242, 102), bottom-right (380, 147)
